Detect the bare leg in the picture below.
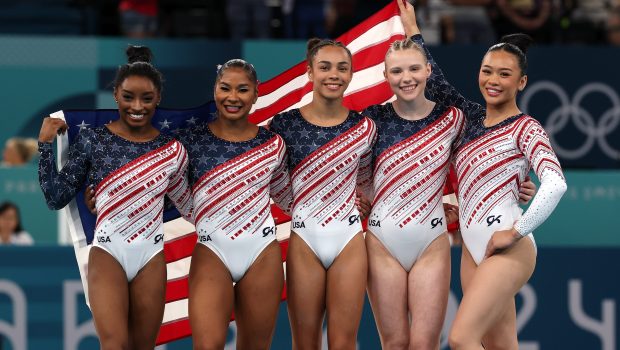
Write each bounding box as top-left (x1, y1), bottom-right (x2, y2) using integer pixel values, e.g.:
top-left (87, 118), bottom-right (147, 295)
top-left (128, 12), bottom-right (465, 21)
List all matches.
top-left (128, 251), bottom-right (167, 350)
top-left (189, 244), bottom-right (234, 350)
top-left (88, 247), bottom-right (130, 350)
top-left (234, 241), bottom-right (284, 350)
top-left (449, 238), bottom-right (536, 350)
top-left (286, 232), bottom-right (327, 350)
top-left (408, 233), bottom-right (451, 350)
top-left (326, 232), bottom-right (367, 350)
top-left (482, 298), bottom-right (518, 350)
top-left (365, 231), bottom-right (409, 349)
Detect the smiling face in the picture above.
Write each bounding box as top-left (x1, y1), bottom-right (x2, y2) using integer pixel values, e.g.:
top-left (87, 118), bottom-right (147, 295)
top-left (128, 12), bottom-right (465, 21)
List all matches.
top-left (114, 75), bottom-right (160, 130)
top-left (384, 49), bottom-right (431, 103)
top-left (478, 50), bottom-right (527, 108)
top-left (214, 67), bottom-right (258, 122)
top-left (308, 45), bottom-right (353, 101)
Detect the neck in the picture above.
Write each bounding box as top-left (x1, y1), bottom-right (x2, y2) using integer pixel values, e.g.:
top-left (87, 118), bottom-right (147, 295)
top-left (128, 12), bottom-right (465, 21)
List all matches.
top-left (485, 101), bottom-right (521, 125)
top-left (304, 93), bottom-right (348, 123)
top-left (210, 115), bottom-right (257, 142)
top-left (110, 121), bottom-right (158, 141)
top-left (393, 96), bottom-right (435, 120)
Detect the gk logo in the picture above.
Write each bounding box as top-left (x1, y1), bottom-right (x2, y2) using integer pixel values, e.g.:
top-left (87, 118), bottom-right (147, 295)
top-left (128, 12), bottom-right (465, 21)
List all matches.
top-left (262, 226), bottom-right (275, 237)
top-left (486, 215), bottom-right (502, 226)
top-left (431, 218), bottom-right (443, 228)
top-left (349, 215), bottom-right (361, 225)
top-left (154, 234), bottom-right (164, 244)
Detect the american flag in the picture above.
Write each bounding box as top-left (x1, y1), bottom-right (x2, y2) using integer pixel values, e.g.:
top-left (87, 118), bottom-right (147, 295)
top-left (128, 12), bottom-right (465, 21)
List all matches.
top-left (57, 0), bottom-right (409, 344)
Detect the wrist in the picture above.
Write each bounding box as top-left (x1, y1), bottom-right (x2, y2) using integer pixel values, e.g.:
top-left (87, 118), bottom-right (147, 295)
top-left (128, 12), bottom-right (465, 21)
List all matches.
top-left (511, 227), bottom-right (523, 241)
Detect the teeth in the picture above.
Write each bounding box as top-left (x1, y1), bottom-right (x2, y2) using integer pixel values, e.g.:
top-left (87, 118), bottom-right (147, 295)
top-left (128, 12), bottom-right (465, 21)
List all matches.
top-left (129, 114), bottom-right (144, 120)
top-left (326, 84), bottom-right (340, 89)
top-left (401, 85), bottom-right (416, 91)
top-left (225, 106), bottom-right (241, 112)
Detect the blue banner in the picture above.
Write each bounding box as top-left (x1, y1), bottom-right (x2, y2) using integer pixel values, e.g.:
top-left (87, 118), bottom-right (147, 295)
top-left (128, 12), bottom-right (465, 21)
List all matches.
top-left (1, 246), bottom-right (617, 349)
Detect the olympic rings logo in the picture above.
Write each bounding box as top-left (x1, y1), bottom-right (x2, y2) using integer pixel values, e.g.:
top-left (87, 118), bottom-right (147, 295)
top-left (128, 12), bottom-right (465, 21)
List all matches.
top-left (520, 81), bottom-right (620, 160)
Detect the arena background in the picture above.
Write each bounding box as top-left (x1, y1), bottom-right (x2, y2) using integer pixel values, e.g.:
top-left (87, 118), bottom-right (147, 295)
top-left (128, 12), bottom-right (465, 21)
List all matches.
top-left (1, 6), bottom-right (619, 350)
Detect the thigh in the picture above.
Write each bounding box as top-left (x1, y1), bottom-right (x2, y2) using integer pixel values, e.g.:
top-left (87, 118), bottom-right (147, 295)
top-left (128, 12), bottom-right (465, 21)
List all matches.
top-left (326, 232), bottom-right (367, 350)
top-left (128, 251), bottom-right (167, 350)
top-left (234, 241), bottom-right (284, 350)
top-left (88, 247), bottom-right (130, 348)
top-left (452, 238), bottom-right (536, 344)
top-left (408, 233), bottom-right (451, 349)
top-left (189, 244), bottom-right (235, 349)
top-left (286, 231), bottom-right (327, 350)
top-left (460, 243), bottom-right (477, 295)
top-left (365, 231), bottom-right (409, 347)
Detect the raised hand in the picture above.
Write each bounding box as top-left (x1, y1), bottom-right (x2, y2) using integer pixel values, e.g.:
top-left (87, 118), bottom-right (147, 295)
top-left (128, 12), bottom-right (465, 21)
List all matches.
top-left (38, 117), bottom-right (68, 143)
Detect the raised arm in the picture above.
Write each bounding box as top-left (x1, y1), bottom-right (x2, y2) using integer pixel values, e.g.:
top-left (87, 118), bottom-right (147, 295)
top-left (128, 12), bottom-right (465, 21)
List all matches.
top-left (38, 117), bottom-right (91, 210)
top-left (397, 0), bottom-right (484, 119)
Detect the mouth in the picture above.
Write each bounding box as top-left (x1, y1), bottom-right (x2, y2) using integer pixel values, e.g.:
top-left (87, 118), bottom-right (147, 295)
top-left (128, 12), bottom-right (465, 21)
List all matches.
top-left (129, 113), bottom-right (146, 121)
top-left (224, 105), bottom-right (242, 113)
top-left (485, 88), bottom-right (502, 97)
top-left (324, 83), bottom-right (342, 91)
top-left (400, 84), bottom-right (418, 92)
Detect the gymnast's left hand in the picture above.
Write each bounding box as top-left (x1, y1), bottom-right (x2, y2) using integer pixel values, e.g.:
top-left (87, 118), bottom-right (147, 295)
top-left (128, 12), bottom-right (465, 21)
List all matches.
top-left (484, 228), bottom-right (521, 259)
top-left (356, 192), bottom-right (371, 220)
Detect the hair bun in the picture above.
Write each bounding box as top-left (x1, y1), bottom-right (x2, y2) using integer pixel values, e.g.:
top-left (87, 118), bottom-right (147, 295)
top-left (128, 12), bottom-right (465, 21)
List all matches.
top-left (126, 45), bottom-right (153, 64)
top-left (306, 38), bottom-right (323, 53)
top-left (500, 34), bottom-right (533, 54)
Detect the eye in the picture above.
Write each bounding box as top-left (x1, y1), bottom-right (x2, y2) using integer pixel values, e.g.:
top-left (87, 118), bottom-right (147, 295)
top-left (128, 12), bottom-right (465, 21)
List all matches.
top-left (338, 66), bottom-right (349, 72)
top-left (219, 86), bottom-right (230, 91)
top-left (122, 94), bottom-right (132, 100)
top-left (143, 97), bottom-right (153, 103)
top-left (481, 69), bottom-right (491, 75)
top-left (239, 87), bottom-right (249, 93)
top-left (500, 72), bottom-right (511, 77)
top-left (319, 65), bottom-right (329, 71)
top-left (390, 68), bottom-right (402, 74)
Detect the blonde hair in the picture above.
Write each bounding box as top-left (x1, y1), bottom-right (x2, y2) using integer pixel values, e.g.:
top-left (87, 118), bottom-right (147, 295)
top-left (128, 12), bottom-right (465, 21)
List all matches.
top-left (5, 137), bottom-right (38, 163)
top-left (385, 38), bottom-right (427, 63)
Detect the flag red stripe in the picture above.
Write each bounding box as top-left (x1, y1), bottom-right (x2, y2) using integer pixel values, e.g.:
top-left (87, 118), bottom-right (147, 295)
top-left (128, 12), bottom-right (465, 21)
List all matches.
top-left (166, 277), bottom-right (189, 303)
top-left (157, 318), bottom-right (192, 345)
top-left (164, 233), bottom-right (197, 263)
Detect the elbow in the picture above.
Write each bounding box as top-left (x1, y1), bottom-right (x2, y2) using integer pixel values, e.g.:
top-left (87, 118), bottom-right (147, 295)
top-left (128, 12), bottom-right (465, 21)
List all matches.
top-left (558, 179), bottom-right (568, 197)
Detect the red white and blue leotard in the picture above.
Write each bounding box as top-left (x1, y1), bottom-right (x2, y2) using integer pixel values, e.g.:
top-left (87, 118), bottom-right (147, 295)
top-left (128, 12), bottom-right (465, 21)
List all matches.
top-left (39, 126), bottom-right (194, 281)
top-left (270, 109), bottom-right (376, 268)
top-left (363, 103), bottom-right (465, 271)
top-left (413, 34), bottom-right (567, 264)
top-left (176, 123), bottom-right (292, 282)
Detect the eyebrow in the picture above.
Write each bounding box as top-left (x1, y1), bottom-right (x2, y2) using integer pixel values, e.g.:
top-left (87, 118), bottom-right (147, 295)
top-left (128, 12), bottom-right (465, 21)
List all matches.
top-left (121, 89), bottom-right (154, 95)
top-left (482, 65), bottom-right (514, 71)
top-left (318, 61), bottom-right (350, 65)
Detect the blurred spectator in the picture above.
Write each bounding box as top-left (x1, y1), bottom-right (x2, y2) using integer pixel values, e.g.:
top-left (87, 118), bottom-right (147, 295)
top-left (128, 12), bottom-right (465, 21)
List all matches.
top-left (119, 0), bottom-right (159, 38)
top-left (0, 202), bottom-right (34, 246)
top-left (1, 137), bottom-right (38, 167)
top-left (608, 6), bottom-right (620, 45)
top-left (284, 0), bottom-right (328, 38)
top-left (227, 0), bottom-right (271, 39)
top-left (556, 0), bottom-right (611, 43)
top-left (410, 0), bottom-right (454, 44)
top-left (488, 0), bottom-right (553, 43)
top-left (445, 0), bottom-right (496, 45)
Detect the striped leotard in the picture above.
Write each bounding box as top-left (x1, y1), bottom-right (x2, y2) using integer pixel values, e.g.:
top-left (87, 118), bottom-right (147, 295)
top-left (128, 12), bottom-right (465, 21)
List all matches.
top-left (176, 123), bottom-right (291, 282)
top-left (413, 34), bottom-right (567, 264)
top-left (363, 103), bottom-right (464, 271)
top-left (39, 126), bottom-right (193, 280)
top-left (270, 109), bottom-right (376, 268)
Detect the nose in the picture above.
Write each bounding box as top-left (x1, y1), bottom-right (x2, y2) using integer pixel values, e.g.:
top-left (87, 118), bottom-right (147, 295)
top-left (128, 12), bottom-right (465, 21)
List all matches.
top-left (130, 98), bottom-right (144, 111)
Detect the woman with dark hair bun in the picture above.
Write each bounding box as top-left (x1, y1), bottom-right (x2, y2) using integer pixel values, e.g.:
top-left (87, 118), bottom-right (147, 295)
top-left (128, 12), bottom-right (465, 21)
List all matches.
top-left (400, 2), bottom-right (566, 349)
top-left (38, 45), bottom-right (193, 350)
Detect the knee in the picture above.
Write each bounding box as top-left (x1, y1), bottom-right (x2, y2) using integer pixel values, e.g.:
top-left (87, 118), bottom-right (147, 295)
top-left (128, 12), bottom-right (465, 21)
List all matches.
top-left (193, 340), bottom-right (227, 350)
top-left (409, 337), bottom-right (438, 350)
top-left (328, 331), bottom-right (358, 350)
top-left (380, 334), bottom-right (409, 350)
top-left (448, 327), bottom-right (474, 350)
top-left (482, 337), bottom-right (516, 350)
top-left (99, 339), bottom-right (129, 350)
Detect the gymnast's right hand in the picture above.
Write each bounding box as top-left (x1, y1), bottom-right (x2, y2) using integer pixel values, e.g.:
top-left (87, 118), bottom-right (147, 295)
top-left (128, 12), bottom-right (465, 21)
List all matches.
top-left (38, 116), bottom-right (68, 143)
top-left (84, 185), bottom-right (97, 215)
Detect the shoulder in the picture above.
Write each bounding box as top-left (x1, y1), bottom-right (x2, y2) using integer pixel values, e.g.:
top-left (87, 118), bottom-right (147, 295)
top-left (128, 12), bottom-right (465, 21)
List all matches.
top-left (13, 231), bottom-right (34, 245)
